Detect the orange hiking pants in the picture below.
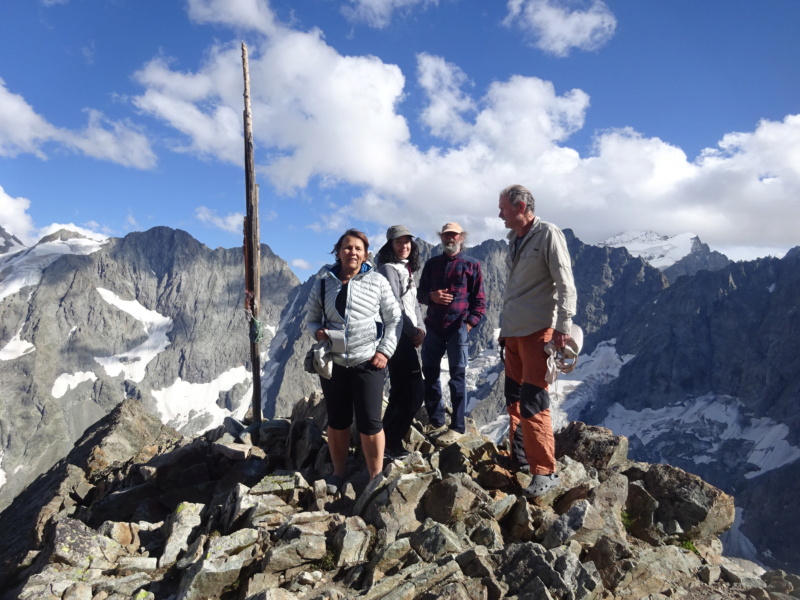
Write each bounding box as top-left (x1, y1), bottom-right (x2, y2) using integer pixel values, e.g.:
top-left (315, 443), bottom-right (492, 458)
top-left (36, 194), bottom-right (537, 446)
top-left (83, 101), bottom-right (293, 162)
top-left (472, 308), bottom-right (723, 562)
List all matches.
top-left (504, 328), bottom-right (556, 475)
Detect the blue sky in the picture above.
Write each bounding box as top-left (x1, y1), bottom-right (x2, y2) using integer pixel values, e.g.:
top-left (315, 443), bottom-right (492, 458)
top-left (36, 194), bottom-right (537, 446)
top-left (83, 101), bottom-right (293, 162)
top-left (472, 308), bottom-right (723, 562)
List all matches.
top-left (1, 0), bottom-right (798, 276)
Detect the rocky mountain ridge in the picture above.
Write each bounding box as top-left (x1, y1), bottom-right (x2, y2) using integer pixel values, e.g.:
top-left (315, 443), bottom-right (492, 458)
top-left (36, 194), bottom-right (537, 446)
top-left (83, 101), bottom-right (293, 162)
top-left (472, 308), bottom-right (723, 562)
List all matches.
top-left (1, 223), bottom-right (798, 575)
top-left (3, 396), bottom-right (797, 600)
top-left (598, 230), bottom-right (732, 283)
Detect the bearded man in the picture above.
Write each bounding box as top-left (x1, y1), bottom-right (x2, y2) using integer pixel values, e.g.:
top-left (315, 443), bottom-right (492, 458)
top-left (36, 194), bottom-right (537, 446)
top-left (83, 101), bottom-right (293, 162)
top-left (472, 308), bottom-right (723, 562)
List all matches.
top-left (417, 222), bottom-right (486, 445)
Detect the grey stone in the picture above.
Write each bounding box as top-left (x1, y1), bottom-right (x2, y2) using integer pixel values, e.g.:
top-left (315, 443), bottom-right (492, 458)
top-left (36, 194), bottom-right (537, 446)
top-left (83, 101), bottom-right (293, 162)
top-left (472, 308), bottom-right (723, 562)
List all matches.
top-left (160, 502), bottom-right (204, 568)
top-left (333, 516), bottom-right (372, 568)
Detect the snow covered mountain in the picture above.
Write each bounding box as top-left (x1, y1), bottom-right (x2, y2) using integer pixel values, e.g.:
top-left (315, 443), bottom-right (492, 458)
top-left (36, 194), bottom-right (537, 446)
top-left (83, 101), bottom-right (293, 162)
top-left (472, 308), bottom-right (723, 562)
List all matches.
top-left (599, 230), bottom-right (731, 282)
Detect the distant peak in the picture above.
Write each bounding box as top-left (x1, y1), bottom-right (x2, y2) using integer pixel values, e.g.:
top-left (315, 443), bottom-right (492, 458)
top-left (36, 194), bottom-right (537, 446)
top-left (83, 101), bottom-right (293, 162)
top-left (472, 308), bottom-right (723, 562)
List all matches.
top-left (598, 231), bottom-right (699, 270)
top-left (0, 225), bottom-right (26, 255)
top-left (599, 230), bottom-right (670, 246)
top-left (37, 229), bottom-right (90, 245)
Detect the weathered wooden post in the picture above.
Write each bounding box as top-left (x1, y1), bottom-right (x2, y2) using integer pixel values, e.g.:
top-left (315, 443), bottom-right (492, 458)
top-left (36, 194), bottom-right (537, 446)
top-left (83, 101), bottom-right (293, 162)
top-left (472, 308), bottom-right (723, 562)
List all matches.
top-left (241, 42), bottom-right (262, 424)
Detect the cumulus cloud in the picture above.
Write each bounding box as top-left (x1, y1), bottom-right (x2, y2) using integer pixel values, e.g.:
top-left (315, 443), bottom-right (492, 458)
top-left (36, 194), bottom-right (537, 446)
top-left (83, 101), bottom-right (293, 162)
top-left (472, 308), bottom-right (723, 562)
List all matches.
top-left (196, 206), bottom-right (244, 233)
top-left (342, 0), bottom-right (438, 29)
top-left (504, 0), bottom-right (617, 57)
top-left (0, 186), bottom-right (36, 244)
top-left (417, 53), bottom-right (475, 143)
top-left (291, 258), bottom-right (311, 270)
top-left (187, 0), bottom-right (277, 34)
top-left (37, 222), bottom-right (109, 242)
top-left (0, 79), bottom-right (156, 168)
top-left (128, 1), bottom-right (799, 258)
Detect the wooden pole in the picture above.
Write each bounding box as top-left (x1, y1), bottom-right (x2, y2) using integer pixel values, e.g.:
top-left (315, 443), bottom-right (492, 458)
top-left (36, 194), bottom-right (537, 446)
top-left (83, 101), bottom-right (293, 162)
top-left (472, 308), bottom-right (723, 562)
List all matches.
top-left (242, 42), bottom-right (262, 424)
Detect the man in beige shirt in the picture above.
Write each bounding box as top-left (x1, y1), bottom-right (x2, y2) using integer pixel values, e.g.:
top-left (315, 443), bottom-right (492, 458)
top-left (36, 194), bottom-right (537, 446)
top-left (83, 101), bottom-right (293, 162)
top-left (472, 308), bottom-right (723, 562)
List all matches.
top-left (498, 184), bottom-right (577, 498)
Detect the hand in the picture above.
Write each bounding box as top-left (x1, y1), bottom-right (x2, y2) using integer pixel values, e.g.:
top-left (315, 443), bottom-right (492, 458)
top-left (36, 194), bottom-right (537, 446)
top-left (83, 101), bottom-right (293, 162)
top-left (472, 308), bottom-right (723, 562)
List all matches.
top-left (411, 328), bottom-right (425, 348)
top-left (552, 330), bottom-right (571, 349)
top-left (430, 289), bottom-right (454, 305)
top-left (315, 329), bottom-right (329, 342)
top-left (465, 323), bottom-right (472, 333)
top-left (370, 352), bottom-right (388, 369)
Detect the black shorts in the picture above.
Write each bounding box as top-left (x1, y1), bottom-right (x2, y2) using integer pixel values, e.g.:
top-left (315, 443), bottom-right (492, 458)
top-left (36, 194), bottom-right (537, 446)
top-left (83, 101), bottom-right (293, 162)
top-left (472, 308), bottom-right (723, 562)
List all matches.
top-left (320, 360), bottom-right (386, 435)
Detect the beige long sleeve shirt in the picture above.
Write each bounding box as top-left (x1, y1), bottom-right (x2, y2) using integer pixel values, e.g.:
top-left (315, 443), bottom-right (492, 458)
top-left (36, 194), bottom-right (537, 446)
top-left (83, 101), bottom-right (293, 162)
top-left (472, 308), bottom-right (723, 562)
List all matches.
top-left (500, 216), bottom-right (577, 338)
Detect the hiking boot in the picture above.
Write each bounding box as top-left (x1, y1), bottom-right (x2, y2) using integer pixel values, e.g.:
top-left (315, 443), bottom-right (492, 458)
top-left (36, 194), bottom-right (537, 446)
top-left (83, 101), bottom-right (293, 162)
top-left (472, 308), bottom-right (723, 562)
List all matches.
top-left (522, 473), bottom-right (560, 499)
top-left (434, 429), bottom-right (463, 446)
top-left (325, 474), bottom-right (345, 496)
top-left (385, 447), bottom-right (410, 461)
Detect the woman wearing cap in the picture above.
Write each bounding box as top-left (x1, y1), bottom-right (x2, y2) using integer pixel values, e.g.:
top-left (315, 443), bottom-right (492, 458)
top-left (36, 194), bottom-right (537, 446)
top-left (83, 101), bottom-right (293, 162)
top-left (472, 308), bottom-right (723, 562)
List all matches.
top-left (305, 229), bottom-right (401, 490)
top-left (376, 225), bottom-right (426, 459)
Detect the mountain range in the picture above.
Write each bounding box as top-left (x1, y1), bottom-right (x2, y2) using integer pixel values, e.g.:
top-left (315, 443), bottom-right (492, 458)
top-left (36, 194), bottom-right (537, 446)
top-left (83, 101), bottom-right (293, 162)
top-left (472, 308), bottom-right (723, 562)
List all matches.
top-left (0, 223), bottom-right (798, 572)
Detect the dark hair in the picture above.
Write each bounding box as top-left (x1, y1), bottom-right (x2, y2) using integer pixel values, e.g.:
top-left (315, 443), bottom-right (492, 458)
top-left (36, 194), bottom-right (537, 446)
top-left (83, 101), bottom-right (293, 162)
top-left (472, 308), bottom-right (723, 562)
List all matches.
top-left (331, 229), bottom-right (369, 264)
top-left (376, 238), bottom-right (421, 273)
top-left (500, 184), bottom-right (535, 215)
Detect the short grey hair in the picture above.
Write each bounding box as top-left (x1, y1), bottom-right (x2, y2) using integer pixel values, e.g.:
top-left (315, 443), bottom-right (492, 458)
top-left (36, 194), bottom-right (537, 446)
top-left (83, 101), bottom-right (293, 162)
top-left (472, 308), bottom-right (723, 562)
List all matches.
top-left (500, 184), bottom-right (535, 215)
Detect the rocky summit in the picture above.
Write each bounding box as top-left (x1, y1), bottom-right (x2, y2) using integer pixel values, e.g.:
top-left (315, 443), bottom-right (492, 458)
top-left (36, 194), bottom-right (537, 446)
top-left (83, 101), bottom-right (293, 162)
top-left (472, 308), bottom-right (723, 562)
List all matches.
top-left (1, 396), bottom-right (796, 600)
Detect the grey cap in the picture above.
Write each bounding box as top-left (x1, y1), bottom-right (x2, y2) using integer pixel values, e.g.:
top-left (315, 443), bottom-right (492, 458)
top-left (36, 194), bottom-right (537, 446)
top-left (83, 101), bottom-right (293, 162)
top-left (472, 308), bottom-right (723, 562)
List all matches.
top-left (386, 224), bottom-right (414, 241)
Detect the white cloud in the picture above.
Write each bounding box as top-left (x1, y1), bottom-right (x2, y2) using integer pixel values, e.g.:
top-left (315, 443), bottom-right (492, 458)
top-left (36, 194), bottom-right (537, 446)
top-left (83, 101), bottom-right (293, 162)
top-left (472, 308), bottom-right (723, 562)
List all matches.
top-left (0, 78), bottom-right (58, 159)
top-left (342, 0), bottom-right (438, 29)
top-left (417, 53), bottom-right (475, 143)
top-left (129, 4), bottom-right (799, 260)
top-left (504, 0), bottom-right (617, 57)
top-left (291, 258), bottom-right (311, 270)
top-left (37, 222), bottom-right (109, 242)
top-left (0, 79), bottom-right (156, 168)
top-left (0, 186), bottom-right (36, 244)
top-left (186, 0), bottom-right (277, 35)
top-left (196, 206), bottom-right (244, 233)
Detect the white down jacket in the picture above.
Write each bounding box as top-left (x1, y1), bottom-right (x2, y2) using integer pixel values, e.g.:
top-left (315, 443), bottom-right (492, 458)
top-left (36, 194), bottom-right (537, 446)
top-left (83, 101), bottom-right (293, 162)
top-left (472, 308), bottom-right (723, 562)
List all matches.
top-left (305, 263), bottom-right (402, 367)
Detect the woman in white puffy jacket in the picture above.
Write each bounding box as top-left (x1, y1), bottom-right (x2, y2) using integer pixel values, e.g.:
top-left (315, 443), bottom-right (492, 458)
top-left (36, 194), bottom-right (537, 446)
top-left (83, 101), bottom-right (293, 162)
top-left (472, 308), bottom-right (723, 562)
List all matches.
top-left (376, 225), bottom-right (426, 459)
top-left (305, 229), bottom-right (401, 489)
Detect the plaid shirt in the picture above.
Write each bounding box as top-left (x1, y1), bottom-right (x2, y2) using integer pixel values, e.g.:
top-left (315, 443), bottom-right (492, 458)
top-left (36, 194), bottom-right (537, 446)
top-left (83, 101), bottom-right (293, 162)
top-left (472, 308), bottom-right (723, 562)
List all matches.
top-left (417, 251), bottom-right (486, 335)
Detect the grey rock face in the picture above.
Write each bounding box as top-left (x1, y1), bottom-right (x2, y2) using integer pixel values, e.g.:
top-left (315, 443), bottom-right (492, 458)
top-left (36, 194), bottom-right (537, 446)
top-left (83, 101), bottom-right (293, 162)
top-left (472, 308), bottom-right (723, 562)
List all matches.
top-left (0, 226), bottom-right (299, 512)
top-left (589, 249), bottom-right (800, 570)
top-left (663, 235), bottom-right (732, 283)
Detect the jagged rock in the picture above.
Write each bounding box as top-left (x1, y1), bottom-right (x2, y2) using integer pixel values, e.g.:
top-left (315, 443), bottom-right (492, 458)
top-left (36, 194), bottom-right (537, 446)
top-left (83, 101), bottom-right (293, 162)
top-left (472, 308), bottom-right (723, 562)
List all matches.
top-left (422, 473), bottom-right (488, 525)
top-left (333, 516), bottom-right (372, 568)
top-left (615, 545), bottom-right (702, 598)
top-left (261, 534), bottom-right (327, 574)
top-left (409, 519), bottom-right (467, 562)
top-left (177, 529), bottom-right (260, 600)
top-left (98, 521), bottom-right (141, 552)
top-left (159, 502), bottom-right (204, 568)
top-left (363, 536), bottom-right (417, 587)
top-left (45, 517), bottom-right (125, 569)
top-left (251, 471), bottom-right (312, 508)
top-left (582, 535), bottom-right (634, 590)
top-left (630, 463), bottom-right (735, 541)
top-left (555, 421), bottom-right (629, 473)
top-left (0, 392), bottom-right (794, 600)
top-left (542, 499), bottom-right (606, 549)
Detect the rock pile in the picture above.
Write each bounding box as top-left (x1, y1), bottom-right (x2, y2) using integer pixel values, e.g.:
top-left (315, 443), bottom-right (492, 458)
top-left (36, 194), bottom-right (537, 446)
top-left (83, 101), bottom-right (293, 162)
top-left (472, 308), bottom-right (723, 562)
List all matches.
top-left (0, 396), bottom-right (797, 600)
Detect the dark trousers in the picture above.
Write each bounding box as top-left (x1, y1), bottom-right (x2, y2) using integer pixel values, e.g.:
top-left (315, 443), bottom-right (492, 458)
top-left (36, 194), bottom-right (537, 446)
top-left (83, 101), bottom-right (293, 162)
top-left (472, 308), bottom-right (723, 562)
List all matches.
top-left (421, 323), bottom-right (468, 433)
top-left (320, 361), bottom-right (385, 435)
top-left (383, 334), bottom-right (424, 450)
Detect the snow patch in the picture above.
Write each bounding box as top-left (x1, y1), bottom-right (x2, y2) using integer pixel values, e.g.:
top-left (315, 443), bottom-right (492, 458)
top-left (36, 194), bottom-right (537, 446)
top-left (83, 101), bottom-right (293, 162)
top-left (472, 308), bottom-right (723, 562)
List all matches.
top-left (152, 366), bottom-right (252, 431)
top-left (93, 288), bottom-right (173, 382)
top-left (52, 371), bottom-right (98, 398)
top-left (0, 237), bottom-right (106, 301)
top-left (599, 230), bottom-right (696, 269)
top-left (0, 331), bottom-right (35, 361)
top-left (602, 394), bottom-right (800, 478)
